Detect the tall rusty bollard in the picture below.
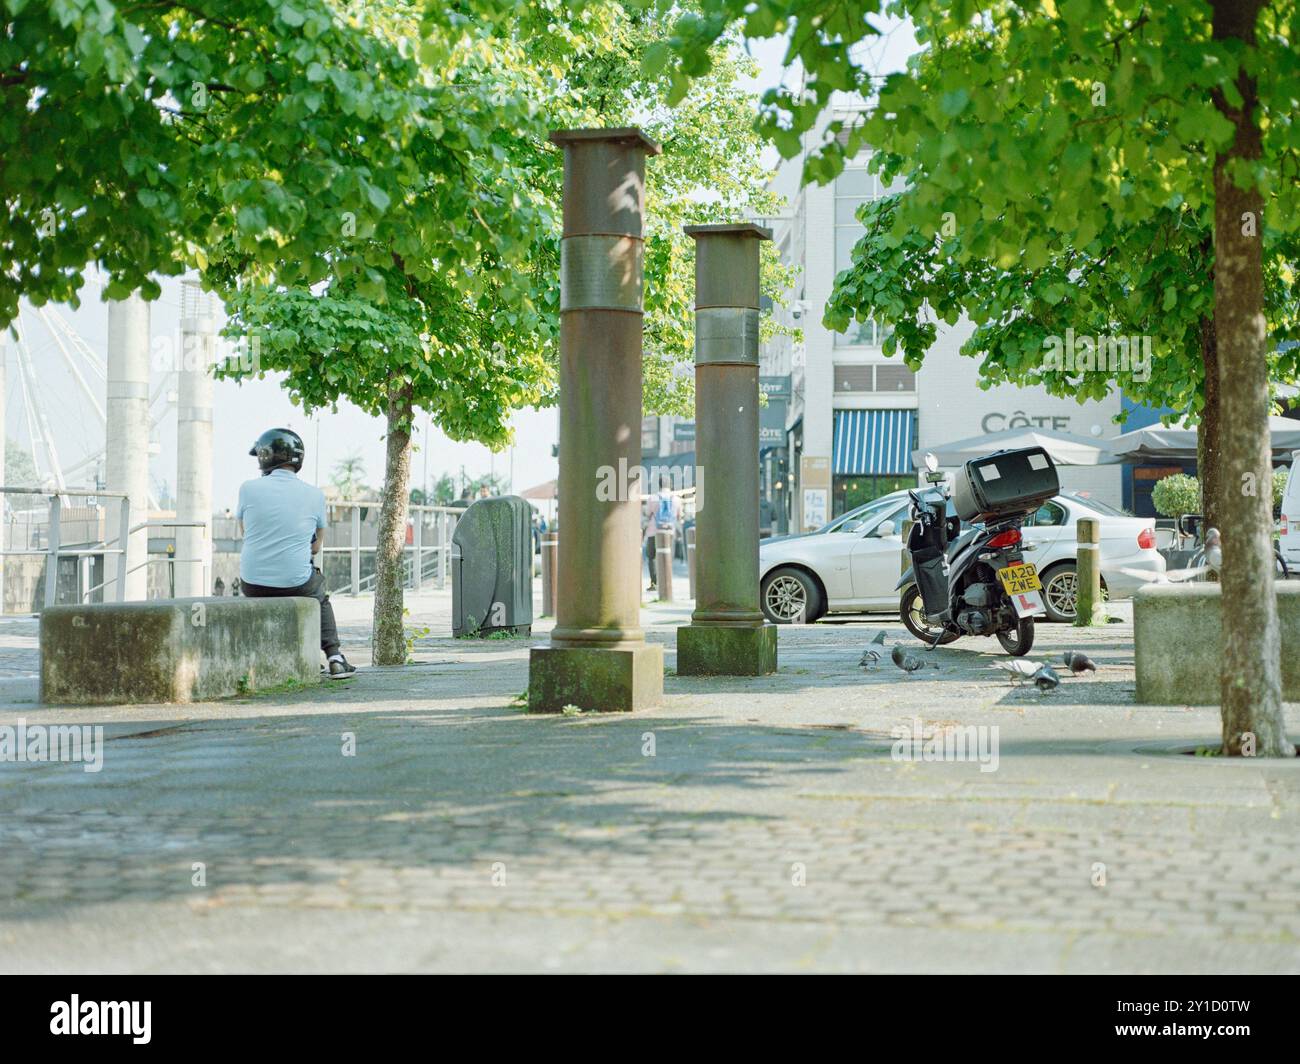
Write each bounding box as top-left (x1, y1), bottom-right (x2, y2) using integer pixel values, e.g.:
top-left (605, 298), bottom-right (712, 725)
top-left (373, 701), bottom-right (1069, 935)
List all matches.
top-left (676, 223), bottom-right (777, 676)
top-left (1075, 516), bottom-right (1106, 626)
top-left (528, 128), bottom-right (664, 712)
top-left (655, 528), bottom-right (674, 602)
top-left (539, 531), bottom-right (558, 618)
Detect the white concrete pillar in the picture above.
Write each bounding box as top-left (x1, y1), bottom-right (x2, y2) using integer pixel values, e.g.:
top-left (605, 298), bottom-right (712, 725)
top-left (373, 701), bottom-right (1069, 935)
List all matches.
top-left (176, 282), bottom-right (214, 597)
top-left (106, 295), bottom-right (151, 600)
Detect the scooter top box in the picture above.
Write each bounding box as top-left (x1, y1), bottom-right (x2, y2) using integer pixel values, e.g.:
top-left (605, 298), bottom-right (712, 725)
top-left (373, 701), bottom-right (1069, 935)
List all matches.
top-left (951, 446), bottom-right (1060, 522)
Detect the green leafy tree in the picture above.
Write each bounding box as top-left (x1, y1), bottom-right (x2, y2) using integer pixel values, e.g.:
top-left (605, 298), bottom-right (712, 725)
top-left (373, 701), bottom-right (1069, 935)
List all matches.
top-left (330, 452), bottom-right (370, 501)
top-left (1272, 467), bottom-right (1289, 515)
top-left (0, 0), bottom-right (458, 324)
top-left (824, 196), bottom-right (1300, 533)
top-left (1151, 474), bottom-right (1205, 521)
top-left (4, 439), bottom-right (39, 488)
top-left (224, 1), bottom-right (786, 664)
top-left (467, 473), bottom-right (509, 497)
top-left (219, 3), bottom-right (556, 662)
top-left (430, 473), bottom-right (457, 506)
top-left (664, 0), bottom-right (1300, 755)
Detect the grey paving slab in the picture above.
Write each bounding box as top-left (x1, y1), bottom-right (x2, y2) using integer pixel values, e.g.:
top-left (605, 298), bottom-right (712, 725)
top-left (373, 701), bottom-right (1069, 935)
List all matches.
top-left (0, 588), bottom-right (1297, 972)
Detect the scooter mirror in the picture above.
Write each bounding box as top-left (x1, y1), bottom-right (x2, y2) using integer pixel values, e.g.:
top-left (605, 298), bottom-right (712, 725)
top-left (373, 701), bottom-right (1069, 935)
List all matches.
top-left (924, 452), bottom-right (939, 473)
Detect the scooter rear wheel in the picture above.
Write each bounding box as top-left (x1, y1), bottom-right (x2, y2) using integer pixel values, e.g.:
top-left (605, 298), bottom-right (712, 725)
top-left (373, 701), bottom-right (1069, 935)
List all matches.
top-left (996, 617), bottom-right (1035, 656)
top-left (900, 585), bottom-right (959, 645)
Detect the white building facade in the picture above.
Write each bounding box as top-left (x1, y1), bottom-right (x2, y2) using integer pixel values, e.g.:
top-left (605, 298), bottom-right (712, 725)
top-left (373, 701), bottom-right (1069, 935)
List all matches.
top-left (762, 114), bottom-right (1124, 532)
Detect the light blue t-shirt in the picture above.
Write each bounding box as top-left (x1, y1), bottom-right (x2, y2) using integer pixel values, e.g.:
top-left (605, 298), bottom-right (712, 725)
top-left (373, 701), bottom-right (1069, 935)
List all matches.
top-left (237, 469), bottom-right (327, 588)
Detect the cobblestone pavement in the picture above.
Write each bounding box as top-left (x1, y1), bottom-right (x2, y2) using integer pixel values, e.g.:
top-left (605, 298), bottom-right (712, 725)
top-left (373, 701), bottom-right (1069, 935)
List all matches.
top-left (0, 616), bottom-right (39, 677)
top-left (1, 590), bottom-right (1298, 973)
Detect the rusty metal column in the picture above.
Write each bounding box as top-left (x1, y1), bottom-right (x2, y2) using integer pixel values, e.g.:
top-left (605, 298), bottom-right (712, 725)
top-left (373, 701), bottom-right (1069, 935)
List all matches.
top-left (528, 128), bottom-right (664, 712)
top-left (677, 224), bottom-right (777, 676)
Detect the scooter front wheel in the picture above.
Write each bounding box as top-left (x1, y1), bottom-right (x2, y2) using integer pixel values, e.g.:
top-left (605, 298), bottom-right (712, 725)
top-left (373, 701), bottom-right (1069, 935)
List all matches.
top-left (996, 617), bottom-right (1035, 656)
top-left (900, 585), bottom-right (959, 645)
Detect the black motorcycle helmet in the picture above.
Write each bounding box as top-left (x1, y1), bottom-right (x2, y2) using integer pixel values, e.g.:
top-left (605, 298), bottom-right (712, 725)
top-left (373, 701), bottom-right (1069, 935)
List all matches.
top-left (250, 427), bottom-right (305, 474)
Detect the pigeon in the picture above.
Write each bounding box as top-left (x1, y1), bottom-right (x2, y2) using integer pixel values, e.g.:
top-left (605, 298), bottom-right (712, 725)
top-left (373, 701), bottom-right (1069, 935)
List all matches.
top-left (859, 630), bottom-right (888, 669)
top-left (1062, 650), bottom-right (1097, 675)
top-left (1031, 664), bottom-right (1061, 692)
top-left (891, 643), bottom-right (924, 675)
top-left (989, 659), bottom-right (1042, 685)
top-left (858, 648), bottom-right (882, 670)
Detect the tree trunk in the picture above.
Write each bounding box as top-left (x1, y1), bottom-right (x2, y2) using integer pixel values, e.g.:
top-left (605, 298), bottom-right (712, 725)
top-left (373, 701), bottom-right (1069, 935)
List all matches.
top-left (372, 383), bottom-right (414, 666)
top-left (1197, 312), bottom-right (1220, 532)
top-left (1211, 0), bottom-right (1287, 756)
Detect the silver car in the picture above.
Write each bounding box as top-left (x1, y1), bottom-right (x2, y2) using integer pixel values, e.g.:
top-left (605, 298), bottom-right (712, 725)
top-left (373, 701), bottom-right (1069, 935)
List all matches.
top-left (759, 490), bottom-right (1164, 624)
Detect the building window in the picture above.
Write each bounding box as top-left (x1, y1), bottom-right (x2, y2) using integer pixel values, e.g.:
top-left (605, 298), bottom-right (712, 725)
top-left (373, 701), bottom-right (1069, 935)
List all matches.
top-left (832, 363), bottom-right (914, 392)
top-left (833, 475), bottom-right (914, 517)
top-left (641, 416), bottom-right (659, 454)
top-left (834, 365), bottom-right (875, 392)
top-left (874, 363), bottom-right (913, 391)
top-left (833, 163), bottom-right (887, 347)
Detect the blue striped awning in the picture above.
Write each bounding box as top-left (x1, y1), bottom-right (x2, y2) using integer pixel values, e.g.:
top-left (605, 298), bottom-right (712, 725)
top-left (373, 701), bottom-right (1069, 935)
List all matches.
top-left (833, 409), bottom-right (917, 475)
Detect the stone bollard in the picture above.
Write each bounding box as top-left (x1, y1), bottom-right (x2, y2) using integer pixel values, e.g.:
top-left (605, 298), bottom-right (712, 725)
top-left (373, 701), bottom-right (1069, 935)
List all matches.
top-left (676, 223), bottom-right (777, 676)
top-left (539, 531), bottom-right (558, 618)
top-left (655, 528), bottom-right (674, 602)
top-left (1075, 516), bottom-right (1105, 626)
top-left (686, 524), bottom-right (697, 599)
top-left (527, 128), bottom-right (664, 712)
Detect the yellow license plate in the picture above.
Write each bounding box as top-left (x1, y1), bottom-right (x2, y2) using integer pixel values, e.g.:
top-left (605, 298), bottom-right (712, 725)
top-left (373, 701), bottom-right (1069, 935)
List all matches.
top-left (997, 563), bottom-right (1041, 595)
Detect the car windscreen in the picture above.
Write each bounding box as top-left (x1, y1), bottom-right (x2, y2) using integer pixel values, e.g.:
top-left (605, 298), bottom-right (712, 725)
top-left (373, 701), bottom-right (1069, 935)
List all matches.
top-left (816, 495), bottom-right (901, 533)
top-left (1061, 493), bottom-right (1133, 518)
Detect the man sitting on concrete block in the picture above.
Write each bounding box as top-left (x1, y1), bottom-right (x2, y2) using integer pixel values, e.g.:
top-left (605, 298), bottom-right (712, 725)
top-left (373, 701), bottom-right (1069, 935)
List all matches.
top-left (238, 427), bottom-right (356, 678)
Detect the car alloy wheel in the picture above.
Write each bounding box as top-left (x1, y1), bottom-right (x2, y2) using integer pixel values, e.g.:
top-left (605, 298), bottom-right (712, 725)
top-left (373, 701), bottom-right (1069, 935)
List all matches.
top-left (1044, 567), bottom-right (1078, 621)
top-left (764, 573), bottom-right (808, 623)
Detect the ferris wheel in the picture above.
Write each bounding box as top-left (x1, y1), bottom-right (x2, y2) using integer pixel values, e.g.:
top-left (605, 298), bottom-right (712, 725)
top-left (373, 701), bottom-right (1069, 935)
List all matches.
top-left (3, 293), bottom-right (177, 504)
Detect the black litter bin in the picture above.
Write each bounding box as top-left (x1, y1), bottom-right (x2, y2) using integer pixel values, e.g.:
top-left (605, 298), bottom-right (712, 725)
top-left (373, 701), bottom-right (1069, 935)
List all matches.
top-left (451, 495), bottom-right (533, 637)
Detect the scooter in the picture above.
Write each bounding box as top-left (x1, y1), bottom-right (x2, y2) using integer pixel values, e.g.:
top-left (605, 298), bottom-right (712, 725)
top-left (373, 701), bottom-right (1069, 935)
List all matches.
top-left (896, 452), bottom-right (1046, 656)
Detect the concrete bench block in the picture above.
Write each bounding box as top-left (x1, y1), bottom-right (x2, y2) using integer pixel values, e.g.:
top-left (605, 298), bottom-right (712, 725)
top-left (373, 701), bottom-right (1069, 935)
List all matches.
top-left (1134, 582), bottom-right (1300, 704)
top-left (40, 597), bottom-right (320, 705)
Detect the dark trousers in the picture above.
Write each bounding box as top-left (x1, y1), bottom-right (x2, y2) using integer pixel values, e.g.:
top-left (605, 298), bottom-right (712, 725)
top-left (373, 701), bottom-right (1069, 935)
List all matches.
top-left (240, 568), bottom-right (340, 657)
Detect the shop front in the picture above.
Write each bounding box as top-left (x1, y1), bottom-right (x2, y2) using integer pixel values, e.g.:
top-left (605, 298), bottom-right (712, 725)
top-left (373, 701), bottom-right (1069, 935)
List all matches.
top-left (831, 409), bottom-right (918, 516)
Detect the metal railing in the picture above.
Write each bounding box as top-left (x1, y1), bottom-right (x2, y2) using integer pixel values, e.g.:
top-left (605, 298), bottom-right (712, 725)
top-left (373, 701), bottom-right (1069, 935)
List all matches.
top-left (0, 487), bottom-right (207, 611)
top-left (0, 486), bottom-right (128, 610)
top-left (83, 519), bottom-right (208, 601)
top-left (320, 500), bottom-right (462, 596)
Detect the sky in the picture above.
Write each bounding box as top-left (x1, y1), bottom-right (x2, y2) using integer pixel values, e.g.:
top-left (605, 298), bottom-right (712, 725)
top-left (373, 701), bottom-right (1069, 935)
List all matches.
top-left (5, 15), bottom-right (918, 512)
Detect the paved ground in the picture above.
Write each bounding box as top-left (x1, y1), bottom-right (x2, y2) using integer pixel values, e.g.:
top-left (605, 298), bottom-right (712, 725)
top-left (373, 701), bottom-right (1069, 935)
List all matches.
top-left (1, 582), bottom-right (1298, 973)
